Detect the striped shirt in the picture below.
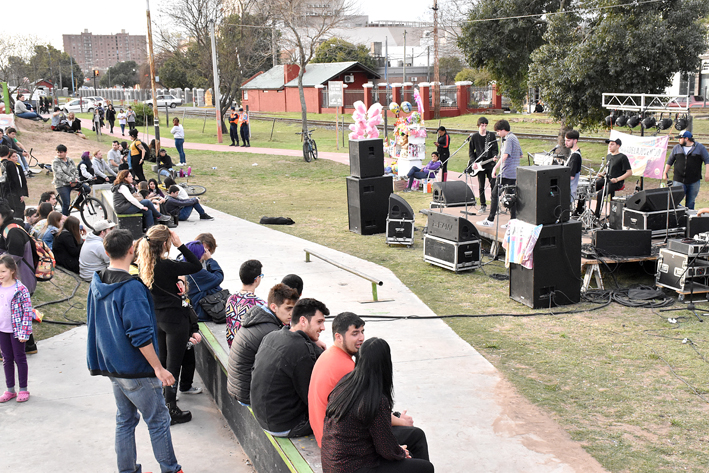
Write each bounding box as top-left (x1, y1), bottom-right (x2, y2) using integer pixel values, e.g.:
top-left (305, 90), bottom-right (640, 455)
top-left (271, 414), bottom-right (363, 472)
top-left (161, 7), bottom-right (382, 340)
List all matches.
top-left (500, 132), bottom-right (522, 179)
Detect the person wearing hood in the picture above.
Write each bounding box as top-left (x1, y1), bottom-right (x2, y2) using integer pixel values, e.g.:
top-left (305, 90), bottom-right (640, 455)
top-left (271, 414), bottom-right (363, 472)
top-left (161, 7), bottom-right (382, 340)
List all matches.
top-left (86, 229), bottom-right (184, 473)
top-left (79, 219), bottom-right (116, 281)
top-left (2, 146), bottom-right (28, 219)
top-left (226, 283), bottom-right (299, 406)
top-left (111, 170), bottom-right (172, 230)
top-left (182, 236), bottom-right (224, 323)
top-left (78, 151), bottom-right (105, 184)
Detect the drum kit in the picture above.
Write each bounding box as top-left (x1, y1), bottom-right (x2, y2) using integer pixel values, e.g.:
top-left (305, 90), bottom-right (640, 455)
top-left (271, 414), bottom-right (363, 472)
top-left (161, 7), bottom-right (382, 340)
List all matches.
top-left (576, 165), bottom-right (601, 231)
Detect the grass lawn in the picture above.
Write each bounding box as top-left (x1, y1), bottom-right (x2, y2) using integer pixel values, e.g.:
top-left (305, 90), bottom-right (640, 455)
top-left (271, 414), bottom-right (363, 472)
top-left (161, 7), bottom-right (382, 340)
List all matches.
top-left (25, 137), bottom-right (709, 471)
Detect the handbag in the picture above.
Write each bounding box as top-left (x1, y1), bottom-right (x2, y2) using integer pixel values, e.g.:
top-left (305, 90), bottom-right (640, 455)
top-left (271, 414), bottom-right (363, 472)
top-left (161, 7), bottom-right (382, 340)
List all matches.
top-left (198, 288), bottom-right (230, 324)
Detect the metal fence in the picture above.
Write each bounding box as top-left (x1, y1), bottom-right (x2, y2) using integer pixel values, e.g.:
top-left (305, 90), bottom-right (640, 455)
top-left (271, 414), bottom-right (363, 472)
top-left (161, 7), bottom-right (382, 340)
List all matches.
top-left (428, 85), bottom-right (458, 109)
top-left (68, 87), bottom-right (207, 106)
top-left (468, 86), bottom-right (493, 108)
top-left (320, 88), bottom-right (365, 108)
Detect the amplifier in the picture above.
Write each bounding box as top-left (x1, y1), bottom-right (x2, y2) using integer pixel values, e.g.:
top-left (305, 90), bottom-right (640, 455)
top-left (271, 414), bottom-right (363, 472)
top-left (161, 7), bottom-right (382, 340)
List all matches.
top-left (592, 229), bottom-right (652, 257)
top-left (686, 215), bottom-right (709, 238)
top-left (423, 234), bottom-right (481, 272)
top-left (667, 238), bottom-right (709, 257)
top-left (386, 218), bottom-right (415, 246)
top-left (623, 208), bottom-right (686, 232)
top-left (656, 249), bottom-right (709, 293)
top-left (608, 197), bottom-right (627, 230)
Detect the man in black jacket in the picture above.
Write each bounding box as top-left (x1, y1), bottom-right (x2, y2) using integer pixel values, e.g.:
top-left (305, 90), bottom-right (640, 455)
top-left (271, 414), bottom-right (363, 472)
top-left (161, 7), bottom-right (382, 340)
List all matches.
top-left (226, 283), bottom-right (299, 405)
top-left (250, 298), bottom-right (329, 438)
top-left (467, 117), bottom-right (499, 213)
top-left (3, 147), bottom-right (28, 219)
top-left (436, 126), bottom-right (450, 182)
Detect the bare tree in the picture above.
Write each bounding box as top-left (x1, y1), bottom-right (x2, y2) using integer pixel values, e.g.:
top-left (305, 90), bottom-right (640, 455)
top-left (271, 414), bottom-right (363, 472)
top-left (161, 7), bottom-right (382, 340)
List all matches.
top-left (266, 0), bottom-right (354, 133)
top-left (0, 35), bottom-right (41, 94)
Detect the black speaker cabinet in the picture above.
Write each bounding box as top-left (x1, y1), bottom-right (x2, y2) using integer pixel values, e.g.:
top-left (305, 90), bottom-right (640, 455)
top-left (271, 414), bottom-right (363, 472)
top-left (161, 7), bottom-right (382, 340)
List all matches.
top-left (608, 197), bottom-right (627, 230)
top-left (624, 185), bottom-right (685, 211)
top-left (509, 221), bottom-right (581, 309)
top-left (347, 175), bottom-right (392, 235)
top-left (426, 212), bottom-right (480, 242)
top-left (349, 139), bottom-right (385, 178)
top-left (686, 215), bottom-right (709, 238)
top-left (516, 165), bottom-right (571, 225)
top-left (623, 208), bottom-right (686, 231)
top-left (423, 234), bottom-right (481, 272)
top-left (431, 181), bottom-right (476, 207)
top-left (386, 218), bottom-right (414, 246)
top-left (388, 194), bottom-right (414, 220)
top-left (656, 248), bottom-right (709, 293)
top-left (592, 229), bottom-right (652, 257)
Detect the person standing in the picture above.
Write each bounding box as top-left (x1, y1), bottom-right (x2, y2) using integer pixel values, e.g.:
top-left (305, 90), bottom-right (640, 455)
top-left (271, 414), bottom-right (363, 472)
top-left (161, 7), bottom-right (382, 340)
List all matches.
top-left (477, 120), bottom-right (522, 227)
top-left (86, 229), bottom-right (184, 473)
top-left (238, 108), bottom-right (250, 147)
top-left (593, 138), bottom-right (632, 219)
top-left (171, 118), bottom-right (187, 165)
top-left (467, 117), bottom-right (499, 213)
top-left (3, 148), bottom-right (28, 219)
top-left (128, 129), bottom-right (147, 182)
top-left (117, 109), bottom-right (127, 136)
top-left (564, 130), bottom-right (583, 208)
top-left (436, 126), bottom-right (450, 182)
top-left (228, 106), bottom-right (240, 147)
top-left (106, 104), bottom-right (116, 134)
top-left (663, 130), bottom-right (709, 210)
top-left (126, 106), bottom-right (136, 132)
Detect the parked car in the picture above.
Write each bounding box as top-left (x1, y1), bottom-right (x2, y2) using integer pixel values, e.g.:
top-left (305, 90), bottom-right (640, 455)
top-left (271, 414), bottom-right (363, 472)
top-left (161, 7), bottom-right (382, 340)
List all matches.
top-left (62, 98), bottom-right (97, 114)
top-left (144, 94), bottom-right (183, 108)
top-left (84, 96), bottom-right (106, 104)
top-left (668, 95), bottom-right (705, 108)
top-left (440, 96), bottom-right (456, 106)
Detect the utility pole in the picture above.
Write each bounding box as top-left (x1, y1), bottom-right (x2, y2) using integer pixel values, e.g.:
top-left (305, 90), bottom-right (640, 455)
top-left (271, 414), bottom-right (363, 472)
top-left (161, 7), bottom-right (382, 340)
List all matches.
top-left (272, 21), bottom-right (277, 67)
top-left (384, 36), bottom-right (388, 139)
top-left (427, 46), bottom-right (430, 83)
top-left (146, 0), bottom-right (161, 151)
top-left (69, 55), bottom-right (75, 94)
top-left (433, 0), bottom-right (440, 119)
top-left (402, 30), bottom-right (407, 85)
top-left (209, 19), bottom-right (223, 143)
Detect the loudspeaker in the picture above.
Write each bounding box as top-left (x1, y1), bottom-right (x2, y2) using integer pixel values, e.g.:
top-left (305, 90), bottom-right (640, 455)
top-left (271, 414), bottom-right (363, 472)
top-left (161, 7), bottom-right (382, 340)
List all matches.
top-left (624, 185), bottom-right (685, 211)
top-left (349, 139), bottom-right (385, 178)
top-left (592, 229), bottom-right (652, 257)
top-left (516, 165), bottom-right (571, 225)
top-left (388, 194), bottom-right (414, 221)
top-left (431, 181), bottom-right (476, 207)
top-left (687, 215), bottom-right (709, 238)
top-left (608, 197), bottom-right (626, 230)
top-left (509, 221), bottom-right (581, 309)
top-left (426, 212), bottom-right (479, 242)
top-left (346, 176), bottom-right (392, 235)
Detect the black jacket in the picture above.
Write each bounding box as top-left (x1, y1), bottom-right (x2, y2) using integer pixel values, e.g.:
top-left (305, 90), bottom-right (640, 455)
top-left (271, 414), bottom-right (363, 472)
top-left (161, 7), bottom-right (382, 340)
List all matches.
top-left (467, 131), bottom-right (498, 172)
top-left (3, 159), bottom-right (28, 199)
top-left (53, 229), bottom-right (82, 274)
top-left (227, 305), bottom-right (283, 404)
top-left (251, 327), bottom-right (323, 432)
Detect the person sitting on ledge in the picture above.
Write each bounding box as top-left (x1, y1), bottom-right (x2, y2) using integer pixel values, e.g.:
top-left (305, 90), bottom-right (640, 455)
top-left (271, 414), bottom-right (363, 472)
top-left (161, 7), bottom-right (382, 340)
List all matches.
top-left (14, 95), bottom-right (48, 122)
top-left (164, 186), bottom-right (214, 221)
top-left (250, 298), bottom-right (329, 437)
top-left (403, 152), bottom-right (441, 192)
top-left (225, 259), bottom-right (267, 347)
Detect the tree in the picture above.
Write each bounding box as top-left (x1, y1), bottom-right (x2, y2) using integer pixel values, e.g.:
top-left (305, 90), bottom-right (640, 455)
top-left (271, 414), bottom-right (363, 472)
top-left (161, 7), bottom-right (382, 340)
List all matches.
top-left (455, 67), bottom-right (492, 86)
top-left (266, 0), bottom-right (354, 134)
top-left (312, 38), bottom-right (376, 69)
top-left (529, 0), bottom-right (709, 130)
top-left (99, 61), bottom-right (139, 88)
top-left (458, 0), bottom-right (560, 106)
top-left (439, 56), bottom-right (464, 84)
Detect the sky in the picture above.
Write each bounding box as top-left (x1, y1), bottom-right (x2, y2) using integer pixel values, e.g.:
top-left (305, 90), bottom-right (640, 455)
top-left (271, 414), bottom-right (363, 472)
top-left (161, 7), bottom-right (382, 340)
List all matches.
top-left (7, 0), bottom-right (435, 52)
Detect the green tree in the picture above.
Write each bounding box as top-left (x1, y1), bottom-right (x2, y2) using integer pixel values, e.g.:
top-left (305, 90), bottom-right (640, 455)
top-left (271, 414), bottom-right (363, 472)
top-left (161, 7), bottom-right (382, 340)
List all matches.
top-left (529, 0), bottom-right (709, 130)
top-left (312, 38), bottom-right (376, 69)
top-left (158, 52), bottom-right (192, 89)
top-left (458, 0), bottom-right (560, 106)
top-left (99, 61), bottom-right (139, 87)
top-left (455, 67), bottom-right (492, 86)
top-left (439, 56), bottom-right (464, 84)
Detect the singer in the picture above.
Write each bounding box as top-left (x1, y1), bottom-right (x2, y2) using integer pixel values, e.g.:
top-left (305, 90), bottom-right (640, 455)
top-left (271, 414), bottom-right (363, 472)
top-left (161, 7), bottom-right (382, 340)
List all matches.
top-left (467, 117), bottom-right (499, 213)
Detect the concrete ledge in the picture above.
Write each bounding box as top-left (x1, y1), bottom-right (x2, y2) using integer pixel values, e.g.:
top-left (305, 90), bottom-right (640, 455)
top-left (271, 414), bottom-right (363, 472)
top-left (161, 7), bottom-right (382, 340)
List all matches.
top-left (195, 322), bottom-right (321, 473)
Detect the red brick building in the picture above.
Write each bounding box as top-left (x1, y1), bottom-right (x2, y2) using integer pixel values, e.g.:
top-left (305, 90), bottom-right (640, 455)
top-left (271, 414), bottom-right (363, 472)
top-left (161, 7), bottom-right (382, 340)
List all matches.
top-left (241, 61), bottom-right (380, 113)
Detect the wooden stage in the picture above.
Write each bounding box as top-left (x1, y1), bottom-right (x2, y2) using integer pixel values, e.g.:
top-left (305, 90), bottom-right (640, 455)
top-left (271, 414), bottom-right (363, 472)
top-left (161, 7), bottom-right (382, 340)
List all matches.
top-left (421, 204), bottom-right (661, 292)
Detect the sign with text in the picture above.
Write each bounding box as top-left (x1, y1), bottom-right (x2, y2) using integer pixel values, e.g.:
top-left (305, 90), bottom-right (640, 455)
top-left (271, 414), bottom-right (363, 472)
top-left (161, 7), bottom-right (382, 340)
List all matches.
top-left (328, 81), bottom-right (343, 108)
top-left (609, 130), bottom-right (670, 179)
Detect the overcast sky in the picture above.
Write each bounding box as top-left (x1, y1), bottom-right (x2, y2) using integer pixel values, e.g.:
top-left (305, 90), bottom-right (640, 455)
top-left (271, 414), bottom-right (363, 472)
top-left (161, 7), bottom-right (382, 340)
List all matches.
top-left (8, 0), bottom-right (435, 51)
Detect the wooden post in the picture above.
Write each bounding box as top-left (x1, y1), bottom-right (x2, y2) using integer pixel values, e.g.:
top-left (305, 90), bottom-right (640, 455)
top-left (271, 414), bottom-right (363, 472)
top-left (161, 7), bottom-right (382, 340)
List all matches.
top-left (342, 113), bottom-right (345, 147)
top-left (336, 106), bottom-right (339, 150)
top-left (202, 109), bottom-right (208, 133)
top-left (269, 118), bottom-right (276, 141)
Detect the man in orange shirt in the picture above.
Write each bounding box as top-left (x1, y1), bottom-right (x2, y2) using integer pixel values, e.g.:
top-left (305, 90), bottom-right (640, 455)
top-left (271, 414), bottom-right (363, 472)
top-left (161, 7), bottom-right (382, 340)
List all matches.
top-left (308, 313), bottom-right (429, 461)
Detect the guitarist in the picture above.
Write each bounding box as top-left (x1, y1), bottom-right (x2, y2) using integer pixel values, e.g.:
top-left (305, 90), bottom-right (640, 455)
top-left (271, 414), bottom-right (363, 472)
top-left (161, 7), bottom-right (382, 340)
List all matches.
top-left (467, 117), bottom-right (499, 213)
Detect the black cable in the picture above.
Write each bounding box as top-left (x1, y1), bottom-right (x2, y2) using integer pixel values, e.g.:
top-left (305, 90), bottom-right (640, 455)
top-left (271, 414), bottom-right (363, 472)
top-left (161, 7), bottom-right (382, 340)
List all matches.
top-left (35, 266), bottom-right (87, 326)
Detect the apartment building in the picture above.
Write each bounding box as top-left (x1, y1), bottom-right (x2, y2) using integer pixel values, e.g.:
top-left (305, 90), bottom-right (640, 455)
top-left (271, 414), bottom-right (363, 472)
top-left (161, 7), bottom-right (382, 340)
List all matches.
top-left (63, 29), bottom-right (147, 73)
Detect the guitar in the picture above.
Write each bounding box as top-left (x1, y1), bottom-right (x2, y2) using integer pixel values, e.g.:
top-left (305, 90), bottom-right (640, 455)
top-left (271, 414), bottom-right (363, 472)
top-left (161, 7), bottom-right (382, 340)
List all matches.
top-left (470, 157), bottom-right (497, 176)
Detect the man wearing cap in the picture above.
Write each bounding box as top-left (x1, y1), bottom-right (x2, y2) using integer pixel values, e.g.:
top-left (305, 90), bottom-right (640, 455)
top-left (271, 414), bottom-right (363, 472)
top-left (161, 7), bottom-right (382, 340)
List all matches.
top-left (79, 219), bottom-right (116, 281)
top-left (593, 138), bottom-right (632, 219)
top-left (228, 106), bottom-right (240, 147)
top-left (662, 130), bottom-right (709, 209)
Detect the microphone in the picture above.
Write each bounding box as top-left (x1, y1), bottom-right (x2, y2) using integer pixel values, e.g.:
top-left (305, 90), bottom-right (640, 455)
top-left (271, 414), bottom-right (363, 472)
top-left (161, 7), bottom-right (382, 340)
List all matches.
top-left (550, 145), bottom-right (559, 153)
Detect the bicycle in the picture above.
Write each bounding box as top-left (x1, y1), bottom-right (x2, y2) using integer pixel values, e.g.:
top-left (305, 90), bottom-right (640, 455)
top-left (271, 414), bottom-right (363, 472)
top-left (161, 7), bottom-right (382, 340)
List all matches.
top-left (296, 129), bottom-right (318, 163)
top-left (155, 167), bottom-right (206, 196)
top-left (55, 180), bottom-right (108, 231)
top-left (26, 148), bottom-right (52, 175)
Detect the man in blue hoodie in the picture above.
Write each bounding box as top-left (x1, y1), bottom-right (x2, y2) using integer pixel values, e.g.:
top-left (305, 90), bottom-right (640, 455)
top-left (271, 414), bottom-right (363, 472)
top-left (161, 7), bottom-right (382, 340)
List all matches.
top-left (86, 229), bottom-right (184, 473)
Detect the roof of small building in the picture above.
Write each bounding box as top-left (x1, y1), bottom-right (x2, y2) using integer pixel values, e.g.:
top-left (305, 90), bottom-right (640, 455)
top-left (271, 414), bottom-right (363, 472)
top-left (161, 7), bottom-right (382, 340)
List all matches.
top-left (242, 61), bottom-right (380, 90)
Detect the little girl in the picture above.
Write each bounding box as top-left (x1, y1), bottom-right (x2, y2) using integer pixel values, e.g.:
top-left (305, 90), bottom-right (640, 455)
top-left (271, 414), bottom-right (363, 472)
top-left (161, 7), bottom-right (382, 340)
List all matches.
top-left (0, 255), bottom-right (34, 403)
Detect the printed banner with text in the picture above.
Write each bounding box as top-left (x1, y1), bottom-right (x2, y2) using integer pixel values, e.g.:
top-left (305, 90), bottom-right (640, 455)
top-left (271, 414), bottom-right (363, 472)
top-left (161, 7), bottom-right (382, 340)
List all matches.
top-left (609, 130), bottom-right (669, 179)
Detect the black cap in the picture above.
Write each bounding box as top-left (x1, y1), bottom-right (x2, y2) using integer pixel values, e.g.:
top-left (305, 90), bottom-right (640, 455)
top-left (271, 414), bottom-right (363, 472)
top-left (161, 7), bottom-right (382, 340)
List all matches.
top-left (605, 138), bottom-right (622, 146)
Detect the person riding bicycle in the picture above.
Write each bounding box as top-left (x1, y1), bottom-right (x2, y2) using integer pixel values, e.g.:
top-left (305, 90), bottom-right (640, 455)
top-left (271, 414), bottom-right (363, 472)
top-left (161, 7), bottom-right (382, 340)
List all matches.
top-left (53, 144), bottom-right (91, 216)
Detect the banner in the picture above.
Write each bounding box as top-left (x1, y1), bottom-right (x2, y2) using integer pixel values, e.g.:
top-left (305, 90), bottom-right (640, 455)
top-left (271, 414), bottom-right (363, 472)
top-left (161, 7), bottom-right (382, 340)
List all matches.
top-left (609, 130), bottom-right (669, 179)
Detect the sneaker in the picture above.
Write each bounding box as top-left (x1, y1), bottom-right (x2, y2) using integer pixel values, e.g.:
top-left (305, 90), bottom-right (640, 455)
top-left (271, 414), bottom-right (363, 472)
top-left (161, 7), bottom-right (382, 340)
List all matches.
top-left (157, 215), bottom-right (172, 223)
top-left (477, 219), bottom-right (494, 227)
top-left (480, 205), bottom-right (487, 212)
top-left (501, 223), bottom-right (508, 229)
top-left (200, 214), bottom-right (214, 220)
top-left (402, 188), bottom-right (412, 193)
top-left (180, 386), bottom-right (203, 395)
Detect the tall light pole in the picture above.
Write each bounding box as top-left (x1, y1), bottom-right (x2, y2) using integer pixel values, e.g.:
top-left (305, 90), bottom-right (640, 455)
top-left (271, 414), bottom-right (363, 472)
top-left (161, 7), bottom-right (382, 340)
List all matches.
top-left (433, 0), bottom-right (440, 119)
top-left (209, 19), bottom-right (223, 143)
top-left (146, 0), bottom-right (161, 151)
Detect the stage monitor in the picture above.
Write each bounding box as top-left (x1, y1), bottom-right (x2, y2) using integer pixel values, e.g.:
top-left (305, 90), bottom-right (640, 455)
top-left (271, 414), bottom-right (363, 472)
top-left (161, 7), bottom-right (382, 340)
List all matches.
top-left (624, 185), bottom-right (685, 212)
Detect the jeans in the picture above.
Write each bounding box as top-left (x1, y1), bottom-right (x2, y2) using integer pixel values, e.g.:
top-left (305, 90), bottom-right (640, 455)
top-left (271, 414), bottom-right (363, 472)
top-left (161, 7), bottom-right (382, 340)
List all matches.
top-left (158, 168), bottom-right (173, 177)
top-left (682, 180), bottom-right (701, 210)
top-left (16, 112), bottom-right (39, 119)
top-left (120, 124), bottom-right (126, 134)
top-left (174, 139), bottom-right (186, 164)
top-left (123, 200), bottom-right (162, 228)
top-left (110, 376), bottom-right (181, 473)
top-left (0, 331), bottom-right (28, 389)
top-left (487, 177), bottom-right (516, 221)
top-left (18, 153), bottom-right (28, 173)
top-left (406, 167), bottom-right (431, 189)
top-left (178, 202), bottom-right (205, 221)
top-left (56, 183), bottom-right (90, 216)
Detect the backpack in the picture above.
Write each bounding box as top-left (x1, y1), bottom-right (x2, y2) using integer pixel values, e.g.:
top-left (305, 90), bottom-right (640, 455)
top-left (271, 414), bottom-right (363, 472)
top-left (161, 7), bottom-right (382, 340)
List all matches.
top-left (3, 223), bottom-right (56, 281)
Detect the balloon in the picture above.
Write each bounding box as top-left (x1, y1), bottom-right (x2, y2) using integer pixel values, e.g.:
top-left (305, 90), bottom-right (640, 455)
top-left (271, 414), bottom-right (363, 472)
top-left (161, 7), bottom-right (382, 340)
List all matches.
top-left (401, 101), bottom-right (412, 114)
top-left (410, 111), bottom-right (421, 124)
top-left (389, 102), bottom-right (400, 115)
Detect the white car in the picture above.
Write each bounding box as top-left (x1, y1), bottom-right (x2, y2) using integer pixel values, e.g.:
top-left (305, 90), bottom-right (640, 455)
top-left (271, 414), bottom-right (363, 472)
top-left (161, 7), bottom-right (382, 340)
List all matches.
top-left (62, 98), bottom-right (98, 114)
top-left (144, 94), bottom-right (183, 108)
top-left (84, 96), bottom-right (106, 105)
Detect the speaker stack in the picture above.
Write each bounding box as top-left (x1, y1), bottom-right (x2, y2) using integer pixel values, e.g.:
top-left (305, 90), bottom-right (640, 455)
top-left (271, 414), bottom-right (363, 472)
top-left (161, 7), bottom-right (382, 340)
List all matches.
top-left (386, 195), bottom-right (415, 246)
top-left (347, 139), bottom-right (392, 235)
top-left (423, 212), bottom-right (481, 272)
top-left (509, 166), bottom-right (581, 309)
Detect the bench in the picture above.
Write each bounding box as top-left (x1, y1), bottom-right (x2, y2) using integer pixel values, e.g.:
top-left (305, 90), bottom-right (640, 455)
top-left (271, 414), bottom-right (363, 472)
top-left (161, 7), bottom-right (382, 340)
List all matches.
top-left (99, 189), bottom-right (144, 239)
top-left (195, 323), bottom-right (322, 473)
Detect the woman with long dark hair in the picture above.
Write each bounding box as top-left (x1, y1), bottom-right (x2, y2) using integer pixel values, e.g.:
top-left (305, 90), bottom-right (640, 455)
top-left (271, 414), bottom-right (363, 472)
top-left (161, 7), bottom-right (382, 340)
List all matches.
top-left (111, 170), bottom-right (171, 229)
top-left (322, 338), bottom-right (434, 473)
top-left (53, 216), bottom-right (83, 274)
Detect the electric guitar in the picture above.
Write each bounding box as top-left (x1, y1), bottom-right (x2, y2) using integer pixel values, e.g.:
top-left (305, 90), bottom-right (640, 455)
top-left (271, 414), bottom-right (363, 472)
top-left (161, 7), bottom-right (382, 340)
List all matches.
top-left (470, 157), bottom-right (497, 176)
